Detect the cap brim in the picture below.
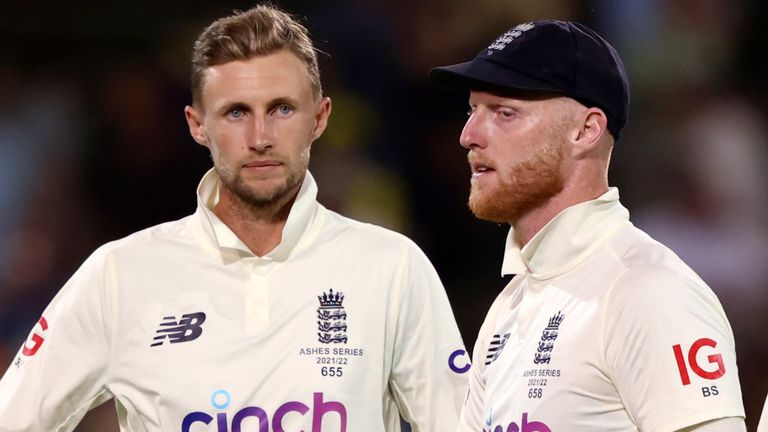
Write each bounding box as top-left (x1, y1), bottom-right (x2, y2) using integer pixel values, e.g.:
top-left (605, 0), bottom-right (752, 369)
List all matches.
top-left (429, 58), bottom-right (564, 94)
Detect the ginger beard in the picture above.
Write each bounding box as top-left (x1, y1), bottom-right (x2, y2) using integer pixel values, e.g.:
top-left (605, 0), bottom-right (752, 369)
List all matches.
top-left (468, 131), bottom-right (566, 224)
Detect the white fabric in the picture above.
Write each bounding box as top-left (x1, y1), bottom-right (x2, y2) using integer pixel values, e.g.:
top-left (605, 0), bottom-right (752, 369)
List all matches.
top-left (678, 416), bottom-right (745, 431)
top-left (459, 188), bottom-right (745, 432)
top-left (758, 394), bottom-right (768, 432)
top-left (0, 169), bottom-right (468, 432)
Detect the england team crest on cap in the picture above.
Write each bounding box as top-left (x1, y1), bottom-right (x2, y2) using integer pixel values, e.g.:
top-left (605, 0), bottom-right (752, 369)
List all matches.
top-left (317, 289), bottom-right (348, 344)
top-left (487, 22), bottom-right (535, 55)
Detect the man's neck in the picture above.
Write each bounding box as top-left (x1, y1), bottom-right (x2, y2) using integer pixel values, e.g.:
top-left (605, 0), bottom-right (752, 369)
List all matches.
top-left (212, 186), bottom-right (299, 257)
top-left (512, 181), bottom-right (609, 247)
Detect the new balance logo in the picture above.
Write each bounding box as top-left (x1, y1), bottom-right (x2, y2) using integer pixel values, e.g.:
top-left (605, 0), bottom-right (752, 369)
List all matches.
top-left (485, 333), bottom-right (511, 365)
top-left (151, 312), bottom-right (206, 347)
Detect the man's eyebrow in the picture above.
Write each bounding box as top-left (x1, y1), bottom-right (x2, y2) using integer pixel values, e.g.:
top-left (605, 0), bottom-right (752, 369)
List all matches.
top-left (267, 96), bottom-right (301, 108)
top-left (215, 96), bottom-right (303, 114)
top-left (217, 101), bottom-right (251, 115)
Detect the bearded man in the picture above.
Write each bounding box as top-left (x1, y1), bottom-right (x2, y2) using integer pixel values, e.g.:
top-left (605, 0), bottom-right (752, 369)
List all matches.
top-left (430, 20), bottom-right (746, 432)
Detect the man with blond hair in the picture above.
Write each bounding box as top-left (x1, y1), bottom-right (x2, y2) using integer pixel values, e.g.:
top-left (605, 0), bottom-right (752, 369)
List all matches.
top-left (0, 5), bottom-right (467, 431)
top-left (430, 20), bottom-right (745, 432)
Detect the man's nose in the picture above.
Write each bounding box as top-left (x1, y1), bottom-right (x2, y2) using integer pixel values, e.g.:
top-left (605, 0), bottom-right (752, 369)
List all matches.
top-left (248, 115), bottom-right (272, 151)
top-left (460, 110), bottom-right (486, 149)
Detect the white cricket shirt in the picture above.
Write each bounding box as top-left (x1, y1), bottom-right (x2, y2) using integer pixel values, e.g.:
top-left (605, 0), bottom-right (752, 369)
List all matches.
top-left (458, 188), bottom-right (744, 432)
top-left (0, 170), bottom-right (469, 432)
top-left (758, 395), bottom-right (768, 432)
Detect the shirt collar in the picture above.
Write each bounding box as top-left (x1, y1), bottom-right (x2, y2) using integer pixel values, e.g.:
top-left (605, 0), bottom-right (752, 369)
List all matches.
top-left (194, 168), bottom-right (320, 262)
top-left (501, 188), bottom-right (630, 279)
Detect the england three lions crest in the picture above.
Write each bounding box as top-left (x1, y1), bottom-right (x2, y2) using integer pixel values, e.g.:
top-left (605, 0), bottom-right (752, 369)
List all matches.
top-left (487, 22), bottom-right (535, 55)
top-left (317, 289), bottom-right (348, 344)
top-left (534, 311), bottom-right (564, 364)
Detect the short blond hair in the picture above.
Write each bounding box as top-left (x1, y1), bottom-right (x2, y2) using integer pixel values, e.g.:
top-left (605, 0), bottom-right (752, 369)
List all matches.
top-left (190, 4), bottom-right (322, 106)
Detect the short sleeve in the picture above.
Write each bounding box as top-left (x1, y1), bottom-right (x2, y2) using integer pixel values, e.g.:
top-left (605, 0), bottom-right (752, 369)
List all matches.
top-left (0, 248), bottom-right (113, 431)
top-left (604, 266), bottom-right (745, 432)
top-left (388, 242), bottom-right (469, 431)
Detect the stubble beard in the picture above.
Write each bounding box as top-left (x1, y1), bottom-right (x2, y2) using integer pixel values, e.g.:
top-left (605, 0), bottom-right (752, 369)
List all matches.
top-left (468, 137), bottom-right (566, 224)
top-left (220, 167), bottom-right (304, 209)
top-left (215, 148), bottom-right (310, 210)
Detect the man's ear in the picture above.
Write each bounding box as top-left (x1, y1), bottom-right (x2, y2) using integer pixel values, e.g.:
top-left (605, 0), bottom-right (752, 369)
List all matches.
top-left (572, 107), bottom-right (609, 157)
top-left (310, 97), bottom-right (332, 141)
top-left (185, 105), bottom-right (208, 147)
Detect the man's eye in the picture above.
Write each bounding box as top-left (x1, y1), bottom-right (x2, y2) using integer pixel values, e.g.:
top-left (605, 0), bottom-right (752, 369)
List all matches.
top-left (498, 109), bottom-right (515, 118)
top-left (275, 105), bottom-right (294, 116)
top-left (228, 109), bottom-right (244, 119)
top-left (467, 106), bottom-right (476, 116)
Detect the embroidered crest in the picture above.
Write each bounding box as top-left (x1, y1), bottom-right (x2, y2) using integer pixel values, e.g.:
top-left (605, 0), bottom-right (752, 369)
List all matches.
top-left (533, 311), bottom-right (564, 364)
top-left (487, 22), bottom-right (536, 55)
top-left (317, 289), bottom-right (348, 344)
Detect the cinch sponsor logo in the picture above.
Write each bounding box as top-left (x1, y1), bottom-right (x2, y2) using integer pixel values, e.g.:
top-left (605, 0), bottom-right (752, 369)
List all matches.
top-left (673, 337), bottom-right (725, 386)
top-left (22, 316), bottom-right (48, 357)
top-left (449, 349), bottom-right (471, 374)
top-left (483, 413), bottom-right (551, 432)
top-left (483, 413), bottom-right (552, 432)
top-left (182, 390), bottom-right (347, 432)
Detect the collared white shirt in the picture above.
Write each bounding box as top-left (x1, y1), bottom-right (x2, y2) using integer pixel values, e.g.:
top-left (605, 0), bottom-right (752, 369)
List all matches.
top-left (459, 188), bottom-right (744, 432)
top-left (0, 169), bottom-right (468, 432)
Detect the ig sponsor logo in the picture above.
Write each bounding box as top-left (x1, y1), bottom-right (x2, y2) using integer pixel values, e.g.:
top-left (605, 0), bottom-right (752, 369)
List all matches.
top-left (22, 316), bottom-right (48, 357)
top-left (673, 337), bottom-right (725, 397)
top-left (182, 390), bottom-right (347, 432)
top-left (483, 412), bottom-right (551, 432)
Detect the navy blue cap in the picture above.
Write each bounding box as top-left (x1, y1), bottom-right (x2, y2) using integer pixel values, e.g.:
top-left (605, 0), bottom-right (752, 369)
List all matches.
top-left (429, 20), bottom-right (629, 139)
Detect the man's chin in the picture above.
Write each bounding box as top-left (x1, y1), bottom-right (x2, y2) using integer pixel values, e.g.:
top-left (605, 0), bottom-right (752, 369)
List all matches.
top-left (220, 178), bottom-right (286, 207)
top-left (468, 193), bottom-right (516, 224)
top-left (217, 166), bottom-right (305, 209)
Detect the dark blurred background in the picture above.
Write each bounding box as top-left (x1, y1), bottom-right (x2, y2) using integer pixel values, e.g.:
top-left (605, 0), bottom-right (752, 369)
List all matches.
top-left (1, 0), bottom-right (767, 430)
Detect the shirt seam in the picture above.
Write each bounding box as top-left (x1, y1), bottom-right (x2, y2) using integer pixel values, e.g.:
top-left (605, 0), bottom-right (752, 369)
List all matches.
top-left (599, 245), bottom-right (633, 423)
top-left (649, 409), bottom-right (745, 432)
top-left (103, 251), bottom-right (118, 392)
